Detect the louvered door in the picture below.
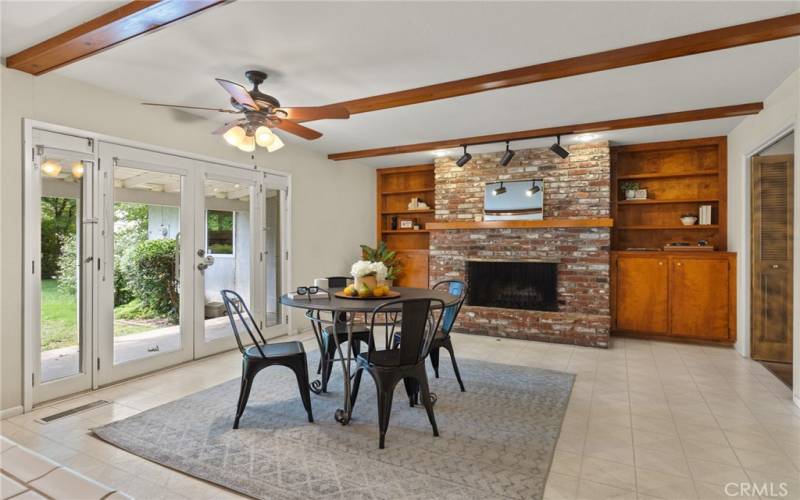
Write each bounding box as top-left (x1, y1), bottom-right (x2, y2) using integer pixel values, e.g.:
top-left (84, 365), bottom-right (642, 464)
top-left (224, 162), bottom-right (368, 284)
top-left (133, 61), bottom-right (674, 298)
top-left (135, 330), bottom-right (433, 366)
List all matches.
top-left (751, 154), bottom-right (793, 363)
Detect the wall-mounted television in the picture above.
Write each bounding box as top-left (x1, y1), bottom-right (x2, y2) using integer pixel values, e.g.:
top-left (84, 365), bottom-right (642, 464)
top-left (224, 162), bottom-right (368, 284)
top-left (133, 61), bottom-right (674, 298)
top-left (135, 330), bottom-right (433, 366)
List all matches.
top-left (484, 179), bottom-right (544, 220)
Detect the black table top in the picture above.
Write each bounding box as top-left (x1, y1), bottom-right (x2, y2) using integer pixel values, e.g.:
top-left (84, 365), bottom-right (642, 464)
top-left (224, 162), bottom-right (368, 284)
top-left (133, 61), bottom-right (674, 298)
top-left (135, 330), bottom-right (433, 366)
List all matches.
top-left (280, 287), bottom-right (459, 312)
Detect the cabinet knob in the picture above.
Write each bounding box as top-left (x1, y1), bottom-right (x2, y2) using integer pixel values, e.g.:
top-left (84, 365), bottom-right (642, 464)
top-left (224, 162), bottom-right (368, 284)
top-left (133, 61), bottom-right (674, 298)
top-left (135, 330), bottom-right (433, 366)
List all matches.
top-left (658, 261), bottom-right (663, 266)
top-left (677, 262), bottom-right (682, 266)
top-left (772, 264), bottom-right (779, 269)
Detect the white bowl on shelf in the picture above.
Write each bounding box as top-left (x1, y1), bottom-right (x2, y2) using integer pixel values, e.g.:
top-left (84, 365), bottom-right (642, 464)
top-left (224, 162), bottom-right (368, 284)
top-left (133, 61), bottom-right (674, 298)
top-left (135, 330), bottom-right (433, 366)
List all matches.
top-left (680, 216), bottom-right (698, 226)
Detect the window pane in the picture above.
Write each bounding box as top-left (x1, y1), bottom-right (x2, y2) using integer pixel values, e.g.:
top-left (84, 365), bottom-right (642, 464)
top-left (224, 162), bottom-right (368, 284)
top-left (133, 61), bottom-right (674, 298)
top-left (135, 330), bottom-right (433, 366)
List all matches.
top-left (40, 158), bottom-right (83, 381)
top-left (207, 210), bottom-right (234, 255)
top-left (112, 166), bottom-right (182, 364)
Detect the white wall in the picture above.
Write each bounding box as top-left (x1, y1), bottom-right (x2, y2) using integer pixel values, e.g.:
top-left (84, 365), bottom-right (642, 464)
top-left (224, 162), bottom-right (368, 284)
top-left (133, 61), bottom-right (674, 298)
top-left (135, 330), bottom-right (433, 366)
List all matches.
top-left (727, 68), bottom-right (800, 406)
top-left (0, 67), bottom-right (375, 412)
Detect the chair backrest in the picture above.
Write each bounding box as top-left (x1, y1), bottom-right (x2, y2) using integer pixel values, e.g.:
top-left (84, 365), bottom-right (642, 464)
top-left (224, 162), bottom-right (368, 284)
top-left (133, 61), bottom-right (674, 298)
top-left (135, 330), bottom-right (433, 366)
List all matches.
top-left (326, 276), bottom-right (350, 288)
top-left (220, 289), bottom-right (267, 357)
top-left (369, 298), bottom-right (444, 366)
top-left (432, 279), bottom-right (467, 335)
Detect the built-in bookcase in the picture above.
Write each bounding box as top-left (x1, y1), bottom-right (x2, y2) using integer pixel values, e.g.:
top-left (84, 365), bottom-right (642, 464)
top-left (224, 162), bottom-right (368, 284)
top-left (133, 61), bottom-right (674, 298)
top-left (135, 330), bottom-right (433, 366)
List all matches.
top-left (376, 164), bottom-right (435, 287)
top-left (611, 137), bottom-right (727, 251)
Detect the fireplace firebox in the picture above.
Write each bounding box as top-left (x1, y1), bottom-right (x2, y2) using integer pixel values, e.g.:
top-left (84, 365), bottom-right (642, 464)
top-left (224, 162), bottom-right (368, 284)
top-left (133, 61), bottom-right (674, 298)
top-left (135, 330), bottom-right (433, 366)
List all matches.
top-left (466, 260), bottom-right (558, 311)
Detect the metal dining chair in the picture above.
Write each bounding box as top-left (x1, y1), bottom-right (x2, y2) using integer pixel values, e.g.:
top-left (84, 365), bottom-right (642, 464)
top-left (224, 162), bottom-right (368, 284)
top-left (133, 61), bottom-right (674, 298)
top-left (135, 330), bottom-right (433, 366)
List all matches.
top-left (221, 289), bottom-right (313, 428)
top-left (393, 280), bottom-right (467, 392)
top-left (350, 297), bottom-right (444, 449)
top-left (315, 276), bottom-right (371, 392)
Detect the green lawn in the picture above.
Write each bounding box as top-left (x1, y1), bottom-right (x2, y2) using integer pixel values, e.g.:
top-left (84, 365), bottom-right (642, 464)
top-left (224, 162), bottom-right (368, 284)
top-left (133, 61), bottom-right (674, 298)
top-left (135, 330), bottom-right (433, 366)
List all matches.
top-left (41, 279), bottom-right (163, 351)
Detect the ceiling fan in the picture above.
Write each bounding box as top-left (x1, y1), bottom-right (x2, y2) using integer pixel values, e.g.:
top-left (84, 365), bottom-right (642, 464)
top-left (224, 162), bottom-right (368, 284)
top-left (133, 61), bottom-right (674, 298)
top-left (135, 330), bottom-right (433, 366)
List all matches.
top-left (142, 70), bottom-right (350, 152)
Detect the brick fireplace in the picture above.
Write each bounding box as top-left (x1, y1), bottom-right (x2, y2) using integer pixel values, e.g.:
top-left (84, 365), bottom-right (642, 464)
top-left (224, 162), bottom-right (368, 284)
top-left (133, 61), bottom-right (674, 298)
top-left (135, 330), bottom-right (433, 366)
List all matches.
top-left (430, 142), bottom-right (611, 347)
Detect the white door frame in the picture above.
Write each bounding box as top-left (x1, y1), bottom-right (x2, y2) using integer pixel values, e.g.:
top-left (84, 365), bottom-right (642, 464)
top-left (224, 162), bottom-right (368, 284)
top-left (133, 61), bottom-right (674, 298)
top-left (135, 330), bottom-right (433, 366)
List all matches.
top-left (22, 119), bottom-right (293, 411)
top-left (23, 133), bottom-right (97, 405)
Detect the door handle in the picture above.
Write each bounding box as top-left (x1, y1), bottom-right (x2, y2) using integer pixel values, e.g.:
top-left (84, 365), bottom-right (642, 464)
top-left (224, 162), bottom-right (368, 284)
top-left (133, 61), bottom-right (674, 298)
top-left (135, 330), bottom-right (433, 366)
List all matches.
top-left (197, 255), bottom-right (215, 271)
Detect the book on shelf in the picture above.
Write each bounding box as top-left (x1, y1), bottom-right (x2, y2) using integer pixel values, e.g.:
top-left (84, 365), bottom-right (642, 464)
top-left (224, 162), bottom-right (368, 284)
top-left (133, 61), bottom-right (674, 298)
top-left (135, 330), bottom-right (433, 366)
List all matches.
top-left (699, 205), bottom-right (712, 225)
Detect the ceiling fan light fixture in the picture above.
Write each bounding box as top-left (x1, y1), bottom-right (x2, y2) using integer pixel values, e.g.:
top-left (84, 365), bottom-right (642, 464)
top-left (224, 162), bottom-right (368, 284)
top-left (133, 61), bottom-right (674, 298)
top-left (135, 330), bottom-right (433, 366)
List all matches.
top-left (223, 126), bottom-right (246, 147)
top-left (266, 133), bottom-right (285, 153)
top-left (237, 134), bottom-right (256, 152)
top-left (255, 126), bottom-right (275, 148)
top-left (42, 160), bottom-right (62, 177)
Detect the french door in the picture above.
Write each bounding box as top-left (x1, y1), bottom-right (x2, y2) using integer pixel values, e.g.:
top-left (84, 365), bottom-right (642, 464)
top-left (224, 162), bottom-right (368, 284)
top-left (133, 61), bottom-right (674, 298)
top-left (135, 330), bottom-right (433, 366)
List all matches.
top-left (26, 126), bottom-right (289, 406)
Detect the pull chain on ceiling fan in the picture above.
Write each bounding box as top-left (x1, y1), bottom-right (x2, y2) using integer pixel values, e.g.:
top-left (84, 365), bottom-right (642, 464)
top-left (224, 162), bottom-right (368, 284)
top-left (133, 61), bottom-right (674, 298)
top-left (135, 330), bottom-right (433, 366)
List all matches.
top-left (142, 70), bottom-right (350, 152)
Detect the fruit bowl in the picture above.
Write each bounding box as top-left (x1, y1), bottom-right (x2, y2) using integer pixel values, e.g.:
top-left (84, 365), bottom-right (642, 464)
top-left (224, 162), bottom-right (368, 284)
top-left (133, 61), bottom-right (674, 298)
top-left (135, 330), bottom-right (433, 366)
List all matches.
top-left (335, 283), bottom-right (399, 300)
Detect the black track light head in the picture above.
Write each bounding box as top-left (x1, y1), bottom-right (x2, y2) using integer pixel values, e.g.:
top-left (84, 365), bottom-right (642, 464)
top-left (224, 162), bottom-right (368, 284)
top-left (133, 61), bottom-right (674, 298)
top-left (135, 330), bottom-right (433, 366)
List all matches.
top-left (499, 141), bottom-right (515, 166)
top-left (526, 181), bottom-right (541, 197)
top-left (550, 135), bottom-right (570, 159)
top-left (456, 145), bottom-right (472, 167)
top-left (492, 182), bottom-right (507, 196)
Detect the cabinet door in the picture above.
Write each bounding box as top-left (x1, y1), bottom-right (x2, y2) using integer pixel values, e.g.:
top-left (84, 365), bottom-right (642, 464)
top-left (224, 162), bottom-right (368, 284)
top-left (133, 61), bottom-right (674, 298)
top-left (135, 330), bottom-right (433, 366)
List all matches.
top-left (670, 258), bottom-right (730, 340)
top-left (615, 256), bottom-right (669, 333)
top-left (394, 251), bottom-right (429, 288)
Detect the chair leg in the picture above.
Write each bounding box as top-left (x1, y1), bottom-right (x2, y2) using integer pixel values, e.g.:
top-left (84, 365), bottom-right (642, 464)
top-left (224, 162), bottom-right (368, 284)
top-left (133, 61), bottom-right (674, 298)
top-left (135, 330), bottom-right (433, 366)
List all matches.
top-left (443, 339), bottom-right (466, 392)
top-left (403, 377), bottom-right (419, 407)
top-left (429, 346), bottom-right (440, 378)
top-left (289, 356), bottom-right (314, 423)
top-left (322, 338), bottom-right (337, 393)
top-left (350, 367), bottom-right (363, 410)
top-left (233, 360), bottom-right (257, 429)
top-left (374, 372), bottom-right (398, 449)
top-left (416, 368), bottom-right (439, 438)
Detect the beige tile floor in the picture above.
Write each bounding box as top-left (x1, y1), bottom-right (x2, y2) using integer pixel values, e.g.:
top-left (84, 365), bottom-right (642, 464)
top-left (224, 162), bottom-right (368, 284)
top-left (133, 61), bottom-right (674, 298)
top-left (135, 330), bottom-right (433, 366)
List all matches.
top-left (2, 333), bottom-right (798, 500)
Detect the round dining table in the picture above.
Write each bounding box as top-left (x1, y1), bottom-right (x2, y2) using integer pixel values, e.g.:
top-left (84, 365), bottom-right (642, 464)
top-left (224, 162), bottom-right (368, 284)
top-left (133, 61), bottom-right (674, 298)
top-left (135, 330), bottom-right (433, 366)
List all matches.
top-left (280, 287), bottom-right (459, 425)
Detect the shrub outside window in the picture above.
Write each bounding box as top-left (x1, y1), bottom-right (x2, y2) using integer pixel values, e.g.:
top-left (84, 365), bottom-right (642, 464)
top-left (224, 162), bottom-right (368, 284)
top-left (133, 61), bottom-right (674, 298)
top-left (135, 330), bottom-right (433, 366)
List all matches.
top-left (207, 210), bottom-right (234, 255)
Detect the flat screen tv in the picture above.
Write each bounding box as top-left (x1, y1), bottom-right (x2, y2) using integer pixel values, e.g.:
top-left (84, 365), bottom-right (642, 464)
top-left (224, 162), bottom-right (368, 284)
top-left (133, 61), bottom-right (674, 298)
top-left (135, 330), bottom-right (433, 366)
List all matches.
top-left (484, 179), bottom-right (544, 221)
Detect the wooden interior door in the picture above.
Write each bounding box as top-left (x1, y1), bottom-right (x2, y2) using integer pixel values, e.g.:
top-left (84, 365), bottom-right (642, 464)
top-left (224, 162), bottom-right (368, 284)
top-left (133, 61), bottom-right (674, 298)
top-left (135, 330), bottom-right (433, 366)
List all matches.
top-left (751, 154), bottom-right (793, 363)
top-left (670, 257), bottom-right (731, 340)
top-left (614, 255), bottom-right (669, 333)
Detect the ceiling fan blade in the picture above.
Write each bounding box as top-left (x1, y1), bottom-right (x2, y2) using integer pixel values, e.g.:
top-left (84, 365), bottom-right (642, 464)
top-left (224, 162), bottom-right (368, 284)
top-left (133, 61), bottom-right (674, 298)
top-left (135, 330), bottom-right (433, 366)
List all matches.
top-left (211, 119), bottom-right (248, 135)
top-left (275, 120), bottom-right (323, 140)
top-left (277, 105), bottom-right (350, 122)
top-left (142, 102), bottom-right (239, 114)
top-left (215, 78), bottom-right (258, 110)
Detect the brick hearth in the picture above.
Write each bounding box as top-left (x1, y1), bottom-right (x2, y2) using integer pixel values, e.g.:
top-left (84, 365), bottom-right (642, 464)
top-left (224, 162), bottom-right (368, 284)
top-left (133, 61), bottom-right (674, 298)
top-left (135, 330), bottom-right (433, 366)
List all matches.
top-left (430, 142), bottom-right (611, 347)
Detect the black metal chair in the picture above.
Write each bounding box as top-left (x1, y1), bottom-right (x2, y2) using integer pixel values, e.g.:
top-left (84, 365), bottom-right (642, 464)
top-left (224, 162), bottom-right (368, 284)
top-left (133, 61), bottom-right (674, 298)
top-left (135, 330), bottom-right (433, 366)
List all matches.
top-left (221, 289), bottom-right (313, 428)
top-left (350, 297), bottom-right (444, 449)
top-left (316, 276), bottom-right (371, 392)
top-left (393, 280), bottom-right (467, 392)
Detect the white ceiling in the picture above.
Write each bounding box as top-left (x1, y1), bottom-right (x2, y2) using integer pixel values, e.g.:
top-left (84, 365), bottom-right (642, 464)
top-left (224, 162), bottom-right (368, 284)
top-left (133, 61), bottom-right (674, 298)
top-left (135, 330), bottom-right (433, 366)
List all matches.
top-left (3, 1), bottom-right (799, 167)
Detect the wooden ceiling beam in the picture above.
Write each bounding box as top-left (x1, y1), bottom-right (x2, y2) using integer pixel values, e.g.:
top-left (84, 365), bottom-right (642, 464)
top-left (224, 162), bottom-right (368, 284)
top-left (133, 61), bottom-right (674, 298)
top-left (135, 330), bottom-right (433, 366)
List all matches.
top-left (327, 102), bottom-right (763, 161)
top-left (332, 14), bottom-right (800, 115)
top-left (5, 0), bottom-right (230, 76)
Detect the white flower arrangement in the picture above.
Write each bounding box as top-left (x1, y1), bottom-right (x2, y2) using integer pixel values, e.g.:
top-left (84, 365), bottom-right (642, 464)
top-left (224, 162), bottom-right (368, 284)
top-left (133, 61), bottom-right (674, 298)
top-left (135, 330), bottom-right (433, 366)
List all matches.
top-left (350, 260), bottom-right (388, 283)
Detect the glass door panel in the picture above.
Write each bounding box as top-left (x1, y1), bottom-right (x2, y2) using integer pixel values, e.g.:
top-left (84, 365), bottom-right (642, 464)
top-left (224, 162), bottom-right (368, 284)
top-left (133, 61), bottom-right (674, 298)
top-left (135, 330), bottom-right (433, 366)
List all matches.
top-left (195, 173), bottom-right (258, 356)
top-left (264, 187), bottom-right (284, 333)
top-left (111, 166), bottom-right (183, 363)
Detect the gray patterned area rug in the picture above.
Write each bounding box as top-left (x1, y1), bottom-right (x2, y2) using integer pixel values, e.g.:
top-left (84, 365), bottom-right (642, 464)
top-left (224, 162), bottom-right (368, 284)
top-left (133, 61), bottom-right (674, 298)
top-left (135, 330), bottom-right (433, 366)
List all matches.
top-left (92, 352), bottom-right (574, 500)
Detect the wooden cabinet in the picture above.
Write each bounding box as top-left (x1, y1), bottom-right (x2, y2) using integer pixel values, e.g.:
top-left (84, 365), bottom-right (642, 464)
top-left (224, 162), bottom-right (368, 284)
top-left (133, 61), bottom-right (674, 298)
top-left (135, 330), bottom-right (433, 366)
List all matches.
top-left (612, 251), bottom-right (736, 342)
top-left (615, 256), bottom-right (669, 334)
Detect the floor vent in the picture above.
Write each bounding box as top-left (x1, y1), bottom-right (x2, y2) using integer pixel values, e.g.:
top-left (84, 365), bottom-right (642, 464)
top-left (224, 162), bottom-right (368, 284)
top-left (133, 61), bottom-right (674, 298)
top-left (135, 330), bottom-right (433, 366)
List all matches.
top-left (36, 400), bottom-right (110, 424)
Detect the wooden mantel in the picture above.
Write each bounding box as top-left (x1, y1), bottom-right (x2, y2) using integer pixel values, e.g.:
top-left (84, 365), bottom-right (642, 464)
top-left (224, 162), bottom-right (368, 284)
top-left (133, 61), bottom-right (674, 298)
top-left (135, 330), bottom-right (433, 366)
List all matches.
top-left (426, 218), bottom-right (614, 230)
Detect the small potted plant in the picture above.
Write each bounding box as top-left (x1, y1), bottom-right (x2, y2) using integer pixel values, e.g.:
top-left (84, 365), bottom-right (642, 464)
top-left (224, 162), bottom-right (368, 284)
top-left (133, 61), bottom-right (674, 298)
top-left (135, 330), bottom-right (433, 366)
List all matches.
top-left (350, 260), bottom-right (388, 291)
top-left (620, 181), bottom-right (640, 200)
top-left (360, 241), bottom-right (401, 285)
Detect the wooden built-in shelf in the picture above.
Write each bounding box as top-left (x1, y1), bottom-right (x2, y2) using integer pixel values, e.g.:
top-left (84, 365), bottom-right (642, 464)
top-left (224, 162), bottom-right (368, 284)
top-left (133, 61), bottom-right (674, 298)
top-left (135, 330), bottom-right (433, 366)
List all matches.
top-left (380, 209), bottom-right (435, 215)
top-left (617, 198), bottom-right (719, 205)
top-left (617, 224), bottom-right (719, 230)
top-left (616, 171), bottom-right (718, 180)
top-left (381, 187), bottom-right (435, 195)
top-left (382, 230), bottom-right (431, 234)
top-left (377, 164), bottom-right (435, 288)
top-left (426, 218), bottom-right (614, 230)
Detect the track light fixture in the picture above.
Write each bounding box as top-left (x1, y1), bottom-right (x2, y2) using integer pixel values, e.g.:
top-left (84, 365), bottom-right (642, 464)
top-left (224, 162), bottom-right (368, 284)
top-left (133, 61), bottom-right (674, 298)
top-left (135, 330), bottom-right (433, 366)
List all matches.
top-left (526, 181), bottom-right (541, 197)
top-left (550, 135), bottom-right (570, 159)
top-left (499, 141), bottom-right (515, 166)
top-left (456, 145), bottom-right (472, 167)
top-left (492, 182), bottom-right (507, 196)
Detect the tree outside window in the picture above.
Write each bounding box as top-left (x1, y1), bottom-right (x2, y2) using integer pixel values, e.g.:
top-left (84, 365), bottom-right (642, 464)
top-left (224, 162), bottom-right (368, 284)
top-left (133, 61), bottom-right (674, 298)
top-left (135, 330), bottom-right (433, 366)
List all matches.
top-left (207, 210), bottom-right (234, 255)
